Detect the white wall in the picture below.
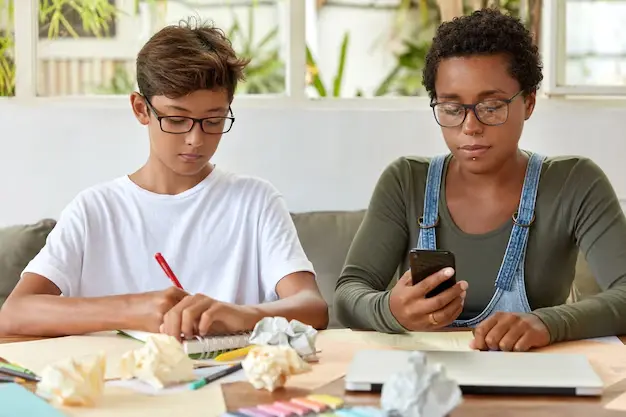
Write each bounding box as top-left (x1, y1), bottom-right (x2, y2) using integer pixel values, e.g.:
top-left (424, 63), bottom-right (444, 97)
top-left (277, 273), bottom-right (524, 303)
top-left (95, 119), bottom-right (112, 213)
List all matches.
top-left (1, 97), bottom-right (626, 227)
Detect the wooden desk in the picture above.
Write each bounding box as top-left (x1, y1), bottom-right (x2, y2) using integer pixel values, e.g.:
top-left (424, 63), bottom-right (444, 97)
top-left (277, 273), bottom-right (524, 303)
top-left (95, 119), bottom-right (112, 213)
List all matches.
top-left (2, 334), bottom-right (626, 417)
top-left (221, 377), bottom-right (626, 417)
top-left (220, 335), bottom-right (626, 417)
top-left (0, 335), bottom-right (46, 344)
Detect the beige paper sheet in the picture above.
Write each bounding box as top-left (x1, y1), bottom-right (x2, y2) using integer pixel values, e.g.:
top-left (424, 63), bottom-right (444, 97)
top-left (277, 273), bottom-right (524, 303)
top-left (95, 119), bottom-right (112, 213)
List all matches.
top-left (605, 391), bottom-right (626, 412)
top-left (535, 340), bottom-right (626, 388)
top-left (0, 332), bottom-right (142, 380)
top-left (319, 329), bottom-right (474, 351)
top-left (58, 385), bottom-right (226, 417)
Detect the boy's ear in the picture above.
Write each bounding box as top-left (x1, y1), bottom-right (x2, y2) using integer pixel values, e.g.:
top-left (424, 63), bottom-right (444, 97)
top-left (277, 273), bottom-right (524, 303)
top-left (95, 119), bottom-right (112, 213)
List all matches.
top-left (130, 92), bottom-right (150, 125)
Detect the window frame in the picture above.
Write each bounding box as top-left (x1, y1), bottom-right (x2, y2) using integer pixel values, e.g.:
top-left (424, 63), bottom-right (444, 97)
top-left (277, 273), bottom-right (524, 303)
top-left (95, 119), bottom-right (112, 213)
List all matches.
top-left (541, 0), bottom-right (626, 97)
top-left (6, 0), bottom-right (626, 106)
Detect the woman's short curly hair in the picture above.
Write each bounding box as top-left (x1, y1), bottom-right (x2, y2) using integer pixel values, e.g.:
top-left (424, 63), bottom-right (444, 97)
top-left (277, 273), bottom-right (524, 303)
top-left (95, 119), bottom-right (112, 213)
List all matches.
top-left (422, 8), bottom-right (543, 101)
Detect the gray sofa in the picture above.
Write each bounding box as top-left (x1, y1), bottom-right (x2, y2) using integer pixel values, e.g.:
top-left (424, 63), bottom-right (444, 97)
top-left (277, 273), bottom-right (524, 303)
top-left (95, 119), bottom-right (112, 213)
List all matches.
top-left (0, 212), bottom-right (601, 328)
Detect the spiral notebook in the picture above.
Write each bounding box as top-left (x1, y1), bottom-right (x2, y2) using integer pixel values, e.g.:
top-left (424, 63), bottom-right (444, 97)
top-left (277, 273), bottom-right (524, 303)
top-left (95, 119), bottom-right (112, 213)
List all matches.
top-left (118, 330), bottom-right (251, 359)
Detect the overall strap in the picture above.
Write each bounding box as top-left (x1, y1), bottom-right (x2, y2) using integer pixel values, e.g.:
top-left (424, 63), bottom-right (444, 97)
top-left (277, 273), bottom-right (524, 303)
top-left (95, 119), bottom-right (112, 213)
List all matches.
top-left (417, 155), bottom-right (447, 250)
top-left (494, 152), bottom-right (546, 291)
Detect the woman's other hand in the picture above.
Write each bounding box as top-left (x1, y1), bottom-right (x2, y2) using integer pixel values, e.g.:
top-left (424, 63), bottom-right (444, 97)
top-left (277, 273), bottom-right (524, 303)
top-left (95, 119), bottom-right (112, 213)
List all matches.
top-left (470, 312), bottom-right (551, 352)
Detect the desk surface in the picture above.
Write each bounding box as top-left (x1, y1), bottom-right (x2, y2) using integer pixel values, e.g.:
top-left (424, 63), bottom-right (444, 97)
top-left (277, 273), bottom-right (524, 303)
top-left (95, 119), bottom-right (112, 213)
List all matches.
top-left (1, 333), bottom-right (625, 417)
top-left (220, 335), bottom-right (626, 417)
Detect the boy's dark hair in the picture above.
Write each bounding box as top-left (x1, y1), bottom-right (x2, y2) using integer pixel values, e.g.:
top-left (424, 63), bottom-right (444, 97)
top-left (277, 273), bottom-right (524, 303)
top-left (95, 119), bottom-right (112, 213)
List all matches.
top-left (136, 17), bottom-right (249, 100)
top-left (422, 8), bottom-right (543, 100)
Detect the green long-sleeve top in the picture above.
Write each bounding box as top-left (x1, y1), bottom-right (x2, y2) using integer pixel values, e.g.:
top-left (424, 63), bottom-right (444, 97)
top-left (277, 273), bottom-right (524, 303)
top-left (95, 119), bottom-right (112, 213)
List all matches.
top-left (334, 155), bottom-right (626, 342)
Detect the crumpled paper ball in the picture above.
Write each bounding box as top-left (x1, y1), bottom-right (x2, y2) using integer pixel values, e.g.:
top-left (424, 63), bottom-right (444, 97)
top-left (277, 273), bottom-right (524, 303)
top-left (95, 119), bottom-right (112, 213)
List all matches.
top-left (36, 352), bottom-right (106, 407)
top-left (119, 334), bottom-right (196, 389)
top-left (249, 316), bottom-right (318, 360)
top-left (381, 351), bottom-right (462, 417)
top-left (241, 344), bottom-right (311, 391)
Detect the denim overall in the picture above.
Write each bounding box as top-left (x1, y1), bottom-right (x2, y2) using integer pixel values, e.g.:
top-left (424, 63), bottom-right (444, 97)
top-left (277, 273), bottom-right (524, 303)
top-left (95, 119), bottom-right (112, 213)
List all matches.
top-left (416, 152), bottom-right (545, 327)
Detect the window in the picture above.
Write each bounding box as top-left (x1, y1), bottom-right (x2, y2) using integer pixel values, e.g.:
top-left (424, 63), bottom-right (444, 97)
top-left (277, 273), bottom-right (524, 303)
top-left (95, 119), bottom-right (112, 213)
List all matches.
top-left (0, 0), bottom-right (14, 97)
top-left (156, 0), bottom-right (286, 95)
top-left (35, 0), bottom-right (286, 96)
top-left (37, 0), bottom-right (121, 95)
top-left (305, 0), bottom-right (539, 98)
top-left (38, 0), bottom-right (117, 39)
top-left (543, 0), bottom-right (626, 95)
top-left (6, 0), bottom-right (626, 100)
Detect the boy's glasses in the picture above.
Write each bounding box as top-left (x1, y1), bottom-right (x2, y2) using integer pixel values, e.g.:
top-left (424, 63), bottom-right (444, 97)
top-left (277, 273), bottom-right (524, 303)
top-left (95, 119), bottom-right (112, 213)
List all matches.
top-left (430, 90), bottom-right (523, 127)
top-left (144, 97), bottom-right (235, 134)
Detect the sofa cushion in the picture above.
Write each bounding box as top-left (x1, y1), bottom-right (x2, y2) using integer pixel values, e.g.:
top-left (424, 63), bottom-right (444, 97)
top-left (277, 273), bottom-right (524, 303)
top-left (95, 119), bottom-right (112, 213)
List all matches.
top-left (0, 219), bottom-right (56, 307)
top-left (568, 250), bottom-right (601, 303)
top-left (291, 210), bottom-right (365, 329)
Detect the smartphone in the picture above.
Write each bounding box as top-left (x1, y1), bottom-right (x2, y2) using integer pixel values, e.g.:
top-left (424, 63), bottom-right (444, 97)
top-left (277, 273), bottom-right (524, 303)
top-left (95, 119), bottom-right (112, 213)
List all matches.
top-left (409, 249), bottom-right (456, 298)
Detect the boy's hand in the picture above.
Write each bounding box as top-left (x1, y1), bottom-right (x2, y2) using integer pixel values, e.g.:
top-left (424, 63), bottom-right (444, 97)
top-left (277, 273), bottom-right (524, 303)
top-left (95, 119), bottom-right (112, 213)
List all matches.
top-left (160, 294), bottom-right (260, 340)
top-left (129, 286), bottom-right (188, 333)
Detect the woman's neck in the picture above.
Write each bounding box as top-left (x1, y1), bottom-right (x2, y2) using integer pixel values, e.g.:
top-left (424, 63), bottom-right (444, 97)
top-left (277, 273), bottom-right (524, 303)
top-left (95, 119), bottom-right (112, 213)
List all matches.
top-left (129, 159), bottom-right (213, 196)
top-left (450, 149), bottom-right (528, 191)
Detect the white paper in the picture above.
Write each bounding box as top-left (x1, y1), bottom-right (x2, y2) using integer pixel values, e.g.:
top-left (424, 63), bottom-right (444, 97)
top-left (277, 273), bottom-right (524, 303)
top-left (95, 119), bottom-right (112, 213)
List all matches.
top-left (585, 336), bottom-right (622, 345)
top-left (241, 345), bottom-right (311, 392)
top-left (107, 366), bottom-right (246, 396)
top-left (381, 351), bottom-right (462, 417)
top-left (36, 352), bottom-right (107, 407)
top-left (248, 317), bottom-right (318, 359)
top-left (118, 334), bottom-right (196, 389)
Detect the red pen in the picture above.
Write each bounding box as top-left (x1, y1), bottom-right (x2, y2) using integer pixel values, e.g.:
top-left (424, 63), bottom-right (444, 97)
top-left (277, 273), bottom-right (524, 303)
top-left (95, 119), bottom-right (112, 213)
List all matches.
top-left (154, 252), bottom-right (184, 289)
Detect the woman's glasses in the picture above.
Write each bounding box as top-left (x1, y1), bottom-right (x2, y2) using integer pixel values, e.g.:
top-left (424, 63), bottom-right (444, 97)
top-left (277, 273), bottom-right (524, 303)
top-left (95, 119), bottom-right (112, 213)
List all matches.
top-left (430, 90), bottom-right (523, 127)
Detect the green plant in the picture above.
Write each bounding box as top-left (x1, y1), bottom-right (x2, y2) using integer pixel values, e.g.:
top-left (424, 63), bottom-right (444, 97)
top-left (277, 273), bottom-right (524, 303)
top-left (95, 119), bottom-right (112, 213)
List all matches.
top-left (39, 0), bottom-right (118, 38)
top-left (133, 0), bottom-right (162, 15)
top-left (376, 0), bottom-right (534, 97)
top-left (374, 0), bottom-right (439, 96)
top-left (0, 0), bottom-right (126, 96)
top-left (0, 0), bottom-right (14, 96)
top-left (228, 6), bottom-right (284, 94)
top-left (374, 39), bottom-right (430, 96)
top-left (93, 62), bottom-right (135, 94)
top-left (306, 32), bottom-right (349, 97)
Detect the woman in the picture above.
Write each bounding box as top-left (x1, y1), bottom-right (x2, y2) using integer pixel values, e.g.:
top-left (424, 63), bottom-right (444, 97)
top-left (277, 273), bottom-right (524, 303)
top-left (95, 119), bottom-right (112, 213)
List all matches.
top-left (334, 8), bottom-right (626, 352)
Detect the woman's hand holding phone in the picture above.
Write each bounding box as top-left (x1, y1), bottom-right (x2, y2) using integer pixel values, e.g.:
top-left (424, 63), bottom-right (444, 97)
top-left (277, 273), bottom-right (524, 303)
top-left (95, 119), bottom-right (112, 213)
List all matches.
top-left (389, 268), bottom-right (468, 330)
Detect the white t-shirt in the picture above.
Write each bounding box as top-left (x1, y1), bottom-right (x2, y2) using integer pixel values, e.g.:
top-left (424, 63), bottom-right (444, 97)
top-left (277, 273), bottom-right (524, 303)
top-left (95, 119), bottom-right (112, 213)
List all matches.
top-left (23, 168), bottom-right (315, 304)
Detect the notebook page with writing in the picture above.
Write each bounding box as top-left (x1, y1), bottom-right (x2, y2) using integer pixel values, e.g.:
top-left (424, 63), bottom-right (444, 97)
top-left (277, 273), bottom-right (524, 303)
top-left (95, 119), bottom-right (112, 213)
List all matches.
top-left (118, 330), bottom-right (251, 359)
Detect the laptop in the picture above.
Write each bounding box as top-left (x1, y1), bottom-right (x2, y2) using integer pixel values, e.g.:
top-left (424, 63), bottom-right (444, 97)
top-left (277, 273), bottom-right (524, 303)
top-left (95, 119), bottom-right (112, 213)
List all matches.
top-left (345, 350), bottom-right (603, 396)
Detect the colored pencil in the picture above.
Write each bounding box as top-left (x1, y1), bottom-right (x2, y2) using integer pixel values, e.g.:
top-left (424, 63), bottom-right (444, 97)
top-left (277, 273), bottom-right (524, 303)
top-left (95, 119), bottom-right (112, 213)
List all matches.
top-left (0, 366), bottom-right (40, 382)
top-left (188, 363), bottom-right (243, 390)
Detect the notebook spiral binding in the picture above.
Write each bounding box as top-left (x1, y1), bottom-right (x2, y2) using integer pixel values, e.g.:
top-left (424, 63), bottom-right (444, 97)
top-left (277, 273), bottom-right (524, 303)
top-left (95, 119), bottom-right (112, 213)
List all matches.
top-left (190, 333), bottom-right (251, 360)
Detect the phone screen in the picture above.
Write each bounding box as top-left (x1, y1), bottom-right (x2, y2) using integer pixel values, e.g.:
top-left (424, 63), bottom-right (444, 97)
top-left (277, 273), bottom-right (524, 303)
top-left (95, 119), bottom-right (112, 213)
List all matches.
top-left (409, 249), bottom-right (456, 298)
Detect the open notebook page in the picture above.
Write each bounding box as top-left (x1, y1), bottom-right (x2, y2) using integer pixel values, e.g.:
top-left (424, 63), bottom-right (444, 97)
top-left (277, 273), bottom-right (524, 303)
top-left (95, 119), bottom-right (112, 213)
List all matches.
top-left (118, 330), bottom-right (250, 358)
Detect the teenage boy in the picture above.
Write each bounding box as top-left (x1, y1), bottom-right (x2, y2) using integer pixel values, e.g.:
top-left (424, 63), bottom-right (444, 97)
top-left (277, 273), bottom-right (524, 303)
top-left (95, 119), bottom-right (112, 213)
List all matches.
top-left (0, 19), bottom-right (328, 339)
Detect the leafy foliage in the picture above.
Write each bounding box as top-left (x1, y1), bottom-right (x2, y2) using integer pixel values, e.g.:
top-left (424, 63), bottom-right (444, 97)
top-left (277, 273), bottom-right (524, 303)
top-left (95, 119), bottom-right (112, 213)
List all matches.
top-left (0, 0), bottom-right (14, 96)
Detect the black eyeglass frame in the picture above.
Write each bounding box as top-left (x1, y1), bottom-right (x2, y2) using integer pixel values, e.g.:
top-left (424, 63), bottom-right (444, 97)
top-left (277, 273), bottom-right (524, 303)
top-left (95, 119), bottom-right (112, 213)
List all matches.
top-left (429, 90), bottom-right (524, 128)
top-left (142, 95), bottom-right (236, 135)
